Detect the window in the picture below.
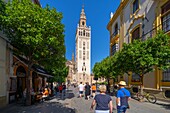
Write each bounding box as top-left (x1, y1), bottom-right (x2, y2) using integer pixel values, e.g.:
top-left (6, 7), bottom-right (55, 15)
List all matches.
top-left (83, 30), bottom-right (85, 36)
top-left (132, 27), bottom-right (140, 41)
top-left (83, 56), bottom-right (85, 60)
top-left (162, 13), bottom-right (170, 32)
top-left (83, 62), bottom-right (85, 66)
top-left (83, 47), bottom-right (85, 50)
top-left (114, 23), bottom-right (118, 36)
top-left (162, 68), bottom-right (170, 82)
top-left (131, 73), bottom-right (141, 82)
top-left (79, 31), bottom-right (81, 36)
top-left (83, 51), bottom-right (85, 55)
top-left (162, 1), bottom-right (170, 33)
top-left (83, 42), bottom-right (85, 46)
top-left (79, 50), bottom-right (82, 59)
top-left (161, 1), bottom-right (170, 14)
top-left (82, 21), bottom-right (85, 26)
top-left (133, 0), bottom-right (139, 14)
top-left (79, 41), bottom-right (82, 48)
top-left (111, 43), bottom-right (118, 56)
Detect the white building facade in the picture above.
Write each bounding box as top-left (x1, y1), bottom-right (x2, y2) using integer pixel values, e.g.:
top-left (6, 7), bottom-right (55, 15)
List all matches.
top-left (75, 7), bottom-right (91, 84)
top-left (107, 0), bottom-right (170, 99)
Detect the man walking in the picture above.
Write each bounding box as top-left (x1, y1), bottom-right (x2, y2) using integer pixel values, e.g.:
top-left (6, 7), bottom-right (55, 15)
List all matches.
top-left (116, 81), bottom-right (131, 113)
top-left (78, 82), bottom-right (84, 98)
top-left (85, 82), bottom-right (91, 100)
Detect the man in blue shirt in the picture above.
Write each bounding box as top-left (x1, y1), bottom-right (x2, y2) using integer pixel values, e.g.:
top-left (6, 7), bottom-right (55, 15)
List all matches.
top-left (116, 81), bottom-right (131, 113)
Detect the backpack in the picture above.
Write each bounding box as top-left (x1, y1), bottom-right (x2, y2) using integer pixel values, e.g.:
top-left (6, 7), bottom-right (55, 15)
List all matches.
top-left (120, 89), bottom-right (130, 108)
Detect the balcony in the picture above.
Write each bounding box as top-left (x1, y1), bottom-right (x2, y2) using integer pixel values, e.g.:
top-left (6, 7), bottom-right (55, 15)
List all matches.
top-left (111, 30), bottom-right (119, 39)
top-left (142, 18), bottom-right (170, 41)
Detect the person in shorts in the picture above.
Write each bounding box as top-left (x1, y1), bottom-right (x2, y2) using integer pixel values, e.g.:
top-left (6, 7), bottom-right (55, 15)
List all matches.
top-left (116, 81), bottom-right (131, 113)
top-left (78, 82), bottom-right (84, 98)
top-left (91, 84), bottom-right (96, 98)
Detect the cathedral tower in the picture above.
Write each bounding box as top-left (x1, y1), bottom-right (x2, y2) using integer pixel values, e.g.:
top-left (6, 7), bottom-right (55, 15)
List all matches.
top-left (75, 6), bottom-right (91, 84)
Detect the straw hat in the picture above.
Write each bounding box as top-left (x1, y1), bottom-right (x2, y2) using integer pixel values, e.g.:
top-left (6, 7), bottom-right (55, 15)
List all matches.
top-left (118, 81), bottom-right (126, 86)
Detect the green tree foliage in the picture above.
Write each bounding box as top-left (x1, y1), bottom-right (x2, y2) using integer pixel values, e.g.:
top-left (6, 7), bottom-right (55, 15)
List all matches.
top-left (149, 31), bottom-right (170, 70)
top-left (0, 0), bottom-right (66, 105)
top-left (0, 0), bottom-right (5, 30)
top-left (119, 31), bottom-right (170, 94)
top-left (92, 31), bottom-right (170, 95)
top-left (92, 62), bottom-right (102, 78)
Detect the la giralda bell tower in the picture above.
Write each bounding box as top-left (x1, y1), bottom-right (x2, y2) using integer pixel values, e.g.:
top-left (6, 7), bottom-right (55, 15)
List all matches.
top-left (75, 6), bottom-right (91, 84)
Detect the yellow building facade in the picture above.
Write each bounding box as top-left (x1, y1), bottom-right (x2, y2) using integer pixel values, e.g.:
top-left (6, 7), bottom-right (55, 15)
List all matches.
top-left (107, 0), bottom-right (170, 99)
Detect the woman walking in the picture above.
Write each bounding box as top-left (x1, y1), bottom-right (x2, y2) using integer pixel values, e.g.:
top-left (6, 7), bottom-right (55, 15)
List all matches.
top-left (90, 85), bottom-right (113, 113)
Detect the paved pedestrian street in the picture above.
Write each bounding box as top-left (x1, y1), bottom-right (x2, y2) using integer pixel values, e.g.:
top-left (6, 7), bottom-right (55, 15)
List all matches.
top-left (0, 87), bottom-right (170, 113)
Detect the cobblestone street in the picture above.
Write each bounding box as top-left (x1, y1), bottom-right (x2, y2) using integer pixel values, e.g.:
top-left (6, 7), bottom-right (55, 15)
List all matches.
top-left (0, 86), bottom-right (170, 113)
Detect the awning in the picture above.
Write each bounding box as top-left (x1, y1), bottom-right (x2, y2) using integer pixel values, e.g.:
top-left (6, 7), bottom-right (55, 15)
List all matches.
top-left (14, 55), bottom-right (53, 78)
top-left (32, 65), bottom-right (53, 78)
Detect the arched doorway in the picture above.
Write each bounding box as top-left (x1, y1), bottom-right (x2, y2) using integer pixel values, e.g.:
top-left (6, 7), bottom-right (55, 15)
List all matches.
top-left (16, 66), bottom-right (26, 99)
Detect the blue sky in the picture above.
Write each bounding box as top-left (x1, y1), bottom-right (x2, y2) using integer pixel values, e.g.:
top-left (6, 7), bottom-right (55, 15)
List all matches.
top-left (40, 0), bottom-right (120, 71)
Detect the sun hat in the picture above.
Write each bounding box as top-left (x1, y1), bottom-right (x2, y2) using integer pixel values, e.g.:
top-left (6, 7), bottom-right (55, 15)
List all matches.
top-left (118, 81), bottom-right (126, 86)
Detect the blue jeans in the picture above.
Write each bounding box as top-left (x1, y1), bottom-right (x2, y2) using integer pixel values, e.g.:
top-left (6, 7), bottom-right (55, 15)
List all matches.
top-left (117, 105), bottom-right (127, 113)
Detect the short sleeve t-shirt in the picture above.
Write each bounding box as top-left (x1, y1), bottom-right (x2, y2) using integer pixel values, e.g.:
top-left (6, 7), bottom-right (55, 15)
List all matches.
top-left (92, 85), bottom-right (96, 91)
top-left (78, 84), bottom-right (84, 91)
top-left (116, 88), bottom-right (131, 106)
top-left (94, 94), bottom-right (112, 110)
top-left (116, 88), bottom-right (131, 98)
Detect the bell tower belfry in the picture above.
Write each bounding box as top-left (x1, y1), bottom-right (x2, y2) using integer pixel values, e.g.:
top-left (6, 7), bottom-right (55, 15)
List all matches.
top-left (75, 5), bottom-right (91, 84)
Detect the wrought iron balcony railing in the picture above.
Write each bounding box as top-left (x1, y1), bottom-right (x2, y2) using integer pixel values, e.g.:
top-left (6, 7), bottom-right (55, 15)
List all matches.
top-left (111, 30), bottom-right (119, 39)
top-left (142, 17), bottom-right (170, 40)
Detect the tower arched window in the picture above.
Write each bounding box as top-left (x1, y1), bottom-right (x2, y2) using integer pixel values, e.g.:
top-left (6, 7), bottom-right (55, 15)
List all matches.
top-left (82, 21), bottom-right (85, 26)
top-left (79, 31), bottom-right (81, 36)
top-left (80, 31), bottom-right (82, 36)
top-left (83, 30), bottom-right (85, 36)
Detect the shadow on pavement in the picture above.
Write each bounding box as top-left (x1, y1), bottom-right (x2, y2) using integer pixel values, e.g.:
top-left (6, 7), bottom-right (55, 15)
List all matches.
top-left (56, 92), bottom-right (75, 100)
top-left (156, 102), bottom-right (170, 110)
top-left (0, 101), bottom-right (76, 113)
top-left (55, 89), bottom-right (75, 100)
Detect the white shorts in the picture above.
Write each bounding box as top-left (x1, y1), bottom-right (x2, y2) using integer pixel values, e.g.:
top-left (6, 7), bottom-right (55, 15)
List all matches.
top-left (95, 110), bottom-right (109, 113)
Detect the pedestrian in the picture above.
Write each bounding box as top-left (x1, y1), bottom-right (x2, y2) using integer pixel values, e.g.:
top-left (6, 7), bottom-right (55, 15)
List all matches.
top-left (91, 83), bottom-right (96, 98)
top-left (78, 82), bottom-right (84, 98)
top-left (58, 84), bottom-right (63, 97)
top-left (116, 81), bottom-right (131, 113)
top-left (85, 82), bottom-right (91, 100)
top-left (62, 83), bottom-right (66, 98)
top-left (90, 85), bottom-right (113, 113)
